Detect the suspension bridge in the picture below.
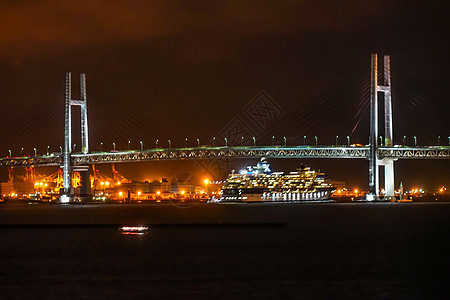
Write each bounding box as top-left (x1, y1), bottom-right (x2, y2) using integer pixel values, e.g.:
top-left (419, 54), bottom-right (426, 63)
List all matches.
top-left (0, 54), bottom-right (449, 202)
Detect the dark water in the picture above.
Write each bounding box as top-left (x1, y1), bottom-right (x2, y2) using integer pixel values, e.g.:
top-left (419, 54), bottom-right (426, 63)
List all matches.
top-left (0, 203), bottom-right (449, 299)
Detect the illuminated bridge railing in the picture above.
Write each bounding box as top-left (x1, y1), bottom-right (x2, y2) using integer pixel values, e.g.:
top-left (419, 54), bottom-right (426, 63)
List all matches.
top-left (0, 154), bottom-right (62, 168)
top-left (72, 146), bottom-right (369, 165)
top-left (1, 146), bottom-right (450, 167)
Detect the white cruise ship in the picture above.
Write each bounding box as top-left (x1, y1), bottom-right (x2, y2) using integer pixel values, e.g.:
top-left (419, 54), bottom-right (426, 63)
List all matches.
top-left (219, 159), bottom-right (334, 202)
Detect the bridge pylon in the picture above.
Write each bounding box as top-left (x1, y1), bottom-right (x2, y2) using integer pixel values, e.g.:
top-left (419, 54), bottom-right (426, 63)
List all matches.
top-left (368, 54), bottom-right (395, 201)
top-left (60, 72), bottom-right (90, 203)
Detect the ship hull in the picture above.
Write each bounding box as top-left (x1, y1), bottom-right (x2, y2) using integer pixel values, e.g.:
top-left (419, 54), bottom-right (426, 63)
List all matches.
top-left (219, 189), bottom-right (333, 203)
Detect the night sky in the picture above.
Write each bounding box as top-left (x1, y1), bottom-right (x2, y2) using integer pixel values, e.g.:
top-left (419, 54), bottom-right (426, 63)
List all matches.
top-left (0, 0), bottom-right (449, 189)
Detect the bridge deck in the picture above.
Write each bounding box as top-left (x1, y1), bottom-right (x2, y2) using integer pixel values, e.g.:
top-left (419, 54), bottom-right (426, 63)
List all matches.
top-left (1, 146), bottom-right (450, 167)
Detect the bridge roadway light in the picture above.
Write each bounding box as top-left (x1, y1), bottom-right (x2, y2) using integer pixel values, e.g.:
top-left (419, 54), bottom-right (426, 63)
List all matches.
top-left (253, 137), bottom-right (256, 147)
top-left (185, 138), bottom-right (187, 148)
top-left (168, 140), bottom-right (171, 149)
top-left (241, 136), bottom-right (244, 146)
top-left (272, 136), bottom-right (275, 146)
top-left (197, 138), bottom-right (200, 147)
top-left (73, 144), bottom-right (76, 152)
top-left (347, 136), bottom-right (350, 146)
top-left (379, 136), bottom-right (383, 146)
top-left (33, 148), bottom-right (37, 156)
top-left (414, 136), bottom-right (417, 147)
top-left (128, 140), bottom-right (131, 150)
top-left (315, 136), bottom-right (318, 146)
top-left (8, 150), bottom-right (11, 158)
top-left (21, 147), bottom-right (24, 156)
top-left (140, 141), bottom-right (143, 150)
top-left (448, 136), bottom-right (450, 146)
top-left (100, 142), bottom-right (103, 151)
top-left (437, 136), bottom-right (440, 146)
top-left (212, 137), bottom-right (216, 147)
top-left (156, 139), bottom-right (159, 148)
top-left (224, 137), bottom-right (228, 147)
top-left (59, 146), bottom-right (62, 153)
top-left (335, 136), bottom-right (338, 146)
top-left (113, 142), bottom-right (116, 151)
top-left (303, 136), bottom-right (306, 145)
top-left (403, 136), bottom-right (406, 146)
top-left (283, 136), bottom-right (286, 147)
top-left (47, 146), bottom-right (50, 155)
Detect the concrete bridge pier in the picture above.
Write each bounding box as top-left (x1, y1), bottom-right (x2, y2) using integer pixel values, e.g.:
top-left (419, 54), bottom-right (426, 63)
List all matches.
top-left (378, 158), bottom-right (396, 200)
top-left (74, 165), bottom-right (91, 199)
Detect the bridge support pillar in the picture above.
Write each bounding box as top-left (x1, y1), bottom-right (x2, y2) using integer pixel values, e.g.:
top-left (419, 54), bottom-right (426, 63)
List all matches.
top-left (80, 74), bottom-right (89, 154)
top-left (382, 55), bottom-right (395, 200)
top-left (59, 71), bottom-right (89, 203)
top-left (368, 54), bottom-right (379, 200)
top-left (367, 54), bottom-right (394, 201)
top-left (60, 72), bottom-right (72, 203)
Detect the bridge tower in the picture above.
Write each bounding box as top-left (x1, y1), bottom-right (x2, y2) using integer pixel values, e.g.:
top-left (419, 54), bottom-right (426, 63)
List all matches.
top-left (368, 54), bottom-right (395, 200)
top-left (60, 72), bottom-right (89, 203)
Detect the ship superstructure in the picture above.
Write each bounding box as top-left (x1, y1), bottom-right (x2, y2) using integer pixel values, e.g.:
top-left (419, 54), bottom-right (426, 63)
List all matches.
top-left (219, 159), bottom-right (334, 202)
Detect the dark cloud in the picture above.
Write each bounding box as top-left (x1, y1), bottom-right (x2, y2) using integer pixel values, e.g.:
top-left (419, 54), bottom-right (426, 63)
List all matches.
top-left (0, 0), bottom-right (385, 63)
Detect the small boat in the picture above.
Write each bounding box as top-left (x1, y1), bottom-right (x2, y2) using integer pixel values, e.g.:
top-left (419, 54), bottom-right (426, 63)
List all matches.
top-left (120, 226), bottom-right (149, 235)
